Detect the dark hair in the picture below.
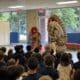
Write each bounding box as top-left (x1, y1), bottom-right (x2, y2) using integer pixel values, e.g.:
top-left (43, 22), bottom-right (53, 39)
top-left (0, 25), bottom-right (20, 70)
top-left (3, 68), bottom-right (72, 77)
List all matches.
top-left (7, 65), bottom-right (24, 80)
top-left (60, 53), bottom-right (70, 66)
top-left (7, 58), bottom-right (16, 66)
top-left (19, 45), bottom-right (23, 49)
top-left (34, 47), bottom-right (39, 53)
top-left (50, 49), bottom-right (54, 55)
top-left (14, 45), bottom-right (20, 52)
top-left (68, 53), bottom-right (72, 59)
top-left (8, 49), bottom-right (13, 55)
top-left (26, 45), bottom-right (31, 51)
top-left (73, 69), bottom-right (80, 80)
top-left (0, 47), bottom-right (6, 53)
top-left (28, 56), bottom-right (38, 70)
top-left (56, 52), bottom-right (62, 59)
top-left (44, 54), bottom-right (54, 67)
top-left (14, 45), bottom-right (23, 53)
top-left (77, 51), bottom-right (80, 60)
top-left (31, 53), bottom-right (43, 66)
top-left (0, 50), bottom-right (4, 60)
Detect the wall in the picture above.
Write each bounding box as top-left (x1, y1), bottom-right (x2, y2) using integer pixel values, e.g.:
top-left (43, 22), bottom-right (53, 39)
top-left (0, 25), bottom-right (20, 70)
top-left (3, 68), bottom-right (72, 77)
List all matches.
top-left (0, 21), bottom-right (10, 45)
top-left (67, 33), bottom-right (80, 43)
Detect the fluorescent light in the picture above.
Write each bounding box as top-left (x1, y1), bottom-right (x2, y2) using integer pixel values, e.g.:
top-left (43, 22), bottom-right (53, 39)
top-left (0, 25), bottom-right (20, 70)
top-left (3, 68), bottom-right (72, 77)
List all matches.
top-left (56, 1), bottom-right (78, 5)
top-left (8, 6), bottom-right (24, 9)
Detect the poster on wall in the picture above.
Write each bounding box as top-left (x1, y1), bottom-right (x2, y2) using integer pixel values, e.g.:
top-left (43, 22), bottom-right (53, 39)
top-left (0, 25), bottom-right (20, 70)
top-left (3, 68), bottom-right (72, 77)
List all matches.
top-left (0, 21), bottom-right (10, 45)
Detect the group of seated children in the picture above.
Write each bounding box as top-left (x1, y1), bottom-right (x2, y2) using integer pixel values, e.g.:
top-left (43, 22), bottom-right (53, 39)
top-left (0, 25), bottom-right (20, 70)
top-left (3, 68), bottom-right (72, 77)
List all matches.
top-left (0, 44), bottom-right (80, 80)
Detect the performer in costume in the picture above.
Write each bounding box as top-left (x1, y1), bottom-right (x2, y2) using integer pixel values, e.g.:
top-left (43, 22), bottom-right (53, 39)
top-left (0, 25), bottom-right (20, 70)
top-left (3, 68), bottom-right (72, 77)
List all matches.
top-left (48, 15), bottom-right (67, 53)
top-left (30, 27), bottom-right (41, 51)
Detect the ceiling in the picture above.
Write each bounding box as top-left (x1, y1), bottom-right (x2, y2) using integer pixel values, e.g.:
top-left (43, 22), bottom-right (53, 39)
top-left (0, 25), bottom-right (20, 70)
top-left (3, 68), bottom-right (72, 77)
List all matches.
top-left (0, 0), bottom-right (80, 12)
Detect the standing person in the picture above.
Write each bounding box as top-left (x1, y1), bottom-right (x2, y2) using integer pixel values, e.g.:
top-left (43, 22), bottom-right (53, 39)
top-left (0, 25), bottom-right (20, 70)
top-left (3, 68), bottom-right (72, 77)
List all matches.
top-left (30, 27), bottom-right (41, 51)
top-left (48, 15), bottom-right (67, 53)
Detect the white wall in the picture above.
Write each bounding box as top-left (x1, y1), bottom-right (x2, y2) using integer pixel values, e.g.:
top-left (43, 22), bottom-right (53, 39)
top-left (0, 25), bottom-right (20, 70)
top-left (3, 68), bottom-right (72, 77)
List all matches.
top-left (0, 21), bottom-right (10, 45)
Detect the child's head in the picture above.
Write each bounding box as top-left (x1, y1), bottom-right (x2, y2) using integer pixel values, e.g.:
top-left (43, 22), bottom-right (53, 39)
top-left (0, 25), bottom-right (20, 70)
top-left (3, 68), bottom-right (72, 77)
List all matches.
top-left (44, 54), bottom-right (54, 67)
top-left (34, 47), bottom-right (39, 53)
top-left (14, 45), bottom-right (21, 53)
top-left (32, 53), bottom-right (42, 62)
top-left (26, 45), bottom-right (31, 51)
top-left (8, 49), bottom-right (13, 56)
top-left (60, 53), bottom-right (70, 66)
top-left (0, 47), bottom-right (6, 53)
top-left (28, 56), bottom-right (38, 70)
top-left (7, 65), bottom-right (24, 79)
top-left (7, 58), bottom-right (16, 66)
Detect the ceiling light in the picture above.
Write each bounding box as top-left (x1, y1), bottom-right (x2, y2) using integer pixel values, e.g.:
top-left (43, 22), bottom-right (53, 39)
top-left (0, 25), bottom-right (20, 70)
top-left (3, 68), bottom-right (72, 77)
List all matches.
top-left (8, 6), bottom-right (24, 9)
top-left (56, 1), bottom-right (78, 5)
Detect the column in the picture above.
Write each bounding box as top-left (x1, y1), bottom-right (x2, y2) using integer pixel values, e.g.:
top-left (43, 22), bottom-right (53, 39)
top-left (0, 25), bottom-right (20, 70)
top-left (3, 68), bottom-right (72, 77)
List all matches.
top-left (26, 9), bottom-right (39, 32)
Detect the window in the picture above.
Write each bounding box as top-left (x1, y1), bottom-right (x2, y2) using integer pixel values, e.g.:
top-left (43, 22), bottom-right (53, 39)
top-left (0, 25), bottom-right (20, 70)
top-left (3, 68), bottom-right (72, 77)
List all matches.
top-left (9, 12), bottom-right (19, 32)
top-left (0, 12), bottom-right (10, 21)
top-left (0, 11), bottom-right (27, 43)
top-left (18, 11), bottom-right (27, 42)
top-left (48, 7), bottom-right (80, 33)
